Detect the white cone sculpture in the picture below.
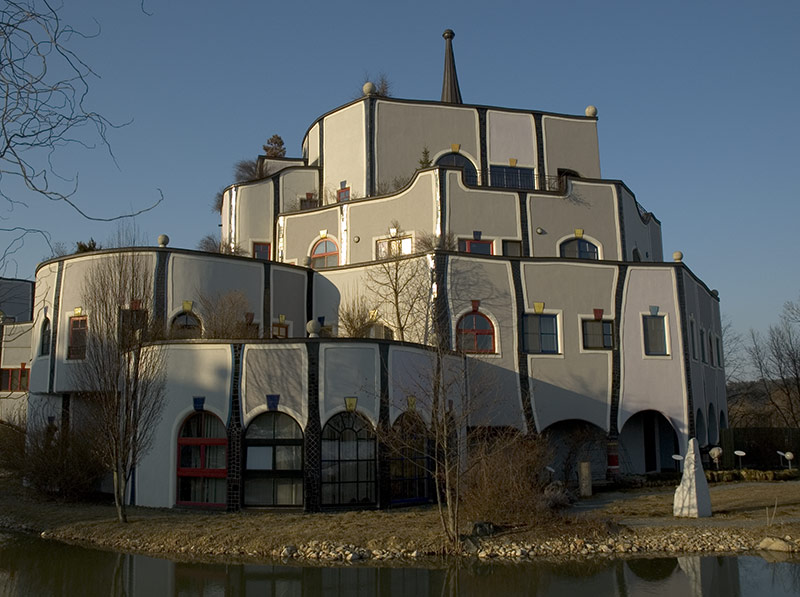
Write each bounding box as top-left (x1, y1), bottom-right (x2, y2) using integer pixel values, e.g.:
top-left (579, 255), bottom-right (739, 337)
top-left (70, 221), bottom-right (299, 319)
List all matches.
top-left (673, 438), bottom-right (712, 518)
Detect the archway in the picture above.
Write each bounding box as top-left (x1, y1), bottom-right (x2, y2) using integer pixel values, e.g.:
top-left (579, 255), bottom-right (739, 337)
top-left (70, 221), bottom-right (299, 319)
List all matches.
top-left (541, 419), bottom-right (607, 484)
top-left (436, 153), bottom-right (478, 185)
top-left (707, 404), bottom-right (718, 445)
top-left (321, 412), bottom-right (376, 506)
top-left (619, 410), bottom-right (679, 474)
top-left (695, 408), bottom-right (707, 447)
top-left (243, 411), bottom-right (303, 507)
top-left (389, 412), bottom-right (432, 504)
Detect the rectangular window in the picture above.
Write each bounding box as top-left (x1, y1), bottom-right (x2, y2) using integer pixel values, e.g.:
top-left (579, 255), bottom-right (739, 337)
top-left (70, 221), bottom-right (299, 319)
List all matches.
top-left (690, 320), bottom-right (697, 360)
top-left (523, 314), bottom-right (558, 353)
top-left (716, 337), bottom-right (722, 368)
top-left (643, 315), bottom-right (668, 356)
top-left (0, 368), bottom-right (29, 392)
top-left (458, 239), bottom-right (493, 255)
top-left (253, 242), bottom-right (271, 260)
top-left (489, 165), bottom-right (536, 190)
top-left (68, 316), bottom-right (87, 360)
top-left (582, 319), bottom-right (613, 350)
top-left (503, 240), bottom-right (522, 257)
top-left (336, 187), bottom-right (350, 202)
top-left (272, 323), bottom-right (289, 339)
top-left (118, 307), bottom-right (147, 349)
top-left (376, 236), bottom-right (413, 260)
top-left (700, 329), bottom-right (706, 363)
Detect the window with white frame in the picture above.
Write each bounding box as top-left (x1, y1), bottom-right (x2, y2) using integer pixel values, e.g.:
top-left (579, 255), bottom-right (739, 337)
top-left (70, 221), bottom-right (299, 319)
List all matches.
top-left (643, 315), bottom-right (668, 356)
top-left (376, 236), bottom-right (413, 260)
top-left (523, 314), bottom-right (558, 354)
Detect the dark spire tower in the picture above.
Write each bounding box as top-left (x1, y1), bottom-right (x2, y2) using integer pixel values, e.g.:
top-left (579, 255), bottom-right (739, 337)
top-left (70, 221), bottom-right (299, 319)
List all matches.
top-left (440, 29), bottom-right (463, 104)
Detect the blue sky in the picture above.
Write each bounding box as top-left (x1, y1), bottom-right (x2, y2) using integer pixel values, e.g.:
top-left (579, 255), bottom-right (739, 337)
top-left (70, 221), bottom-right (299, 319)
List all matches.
top-left (3, 0), bottom-right (798, 339)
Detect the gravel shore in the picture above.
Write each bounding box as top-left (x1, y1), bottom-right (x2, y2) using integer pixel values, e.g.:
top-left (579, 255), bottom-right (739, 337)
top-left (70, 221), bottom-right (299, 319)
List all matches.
top-left (4, 478), bottom-right (800, 563)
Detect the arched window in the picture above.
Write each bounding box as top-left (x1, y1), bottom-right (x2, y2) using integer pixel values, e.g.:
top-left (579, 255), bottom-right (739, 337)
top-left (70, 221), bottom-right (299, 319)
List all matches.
top-left (321, 412), bottom-right (376, 506)
top-left (244, 412), bottom-right (303, 507)
top-left (310, 239), bottom-right (339, 269)
top-left (560, 238), bottom-right (599, 260)
top-left (177, 411), bottom-right (227, 507)
top-left (436, 153), bottom-right (478, 185)
top-left (695, 408), bottom-right (707, 447)
top-left (389, 412), bottom-right (431, 504)
top-left (171, 312), bottom-right (202, 339)
top-left (456, 312), bottom-right (495, 353)
top-left (40, 318), bottom-right (51, 356)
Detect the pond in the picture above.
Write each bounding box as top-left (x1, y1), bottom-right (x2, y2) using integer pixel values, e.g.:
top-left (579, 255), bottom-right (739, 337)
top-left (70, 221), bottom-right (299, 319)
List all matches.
top-left (2, 531), bottom-right (800, 596)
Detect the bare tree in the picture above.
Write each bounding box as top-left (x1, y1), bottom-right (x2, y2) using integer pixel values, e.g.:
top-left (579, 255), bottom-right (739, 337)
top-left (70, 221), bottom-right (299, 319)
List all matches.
top-left (365, 223), bottom-right (430, 343)
top-left (0, 1), bottom-right (162, 228)
top-left (196, 290), bottom-right (259, 339)
top-left (748, 317), bottom-right (800, 428)
top-left (71, 249), bottom-right (166, 522)
top-left (337, 291), bottom-right (379, 338)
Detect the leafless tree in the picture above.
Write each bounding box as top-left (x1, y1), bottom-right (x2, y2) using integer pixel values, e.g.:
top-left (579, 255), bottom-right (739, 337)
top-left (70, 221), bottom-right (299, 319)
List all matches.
top-left (196, 233), bottom-right (246, 256)
top-left (365, 223), bottom-right (431, 343)
top-left (196, 290), bottom-right (259, 339)
top-left (748, 318), bottom-right (800, 428)
top-left (0, 1), bottom-right (162, 238)
top-left (337, 291), bottom-right (379, 338)
top-left (71, 249), bottom-right (166, 522)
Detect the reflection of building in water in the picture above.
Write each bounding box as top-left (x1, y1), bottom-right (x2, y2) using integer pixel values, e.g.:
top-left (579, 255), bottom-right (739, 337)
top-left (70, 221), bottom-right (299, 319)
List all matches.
top-left (4, 28), bottom-right (726, 511)
top-left (622, 555), bottom-right (741, 597)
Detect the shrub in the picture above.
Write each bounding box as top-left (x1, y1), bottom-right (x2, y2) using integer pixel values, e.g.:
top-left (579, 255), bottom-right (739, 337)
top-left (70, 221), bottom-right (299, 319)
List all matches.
top-left (461, 433), bottom-right (553, 526)
top-left (0, 416), bottom-right (105, 500)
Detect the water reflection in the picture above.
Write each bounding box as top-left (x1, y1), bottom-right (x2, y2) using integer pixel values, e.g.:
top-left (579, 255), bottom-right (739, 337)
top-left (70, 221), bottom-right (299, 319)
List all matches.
top-left (2, 531), bottom-right (800, 596)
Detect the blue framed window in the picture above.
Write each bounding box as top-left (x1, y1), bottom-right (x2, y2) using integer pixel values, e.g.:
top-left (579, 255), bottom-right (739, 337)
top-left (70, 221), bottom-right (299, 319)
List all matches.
top-left (560, 238), bottom-right (599, 260)
top-left (489, 165), bottom-right (536, 190)
top-left (523, 314), bottom-right (558, 354)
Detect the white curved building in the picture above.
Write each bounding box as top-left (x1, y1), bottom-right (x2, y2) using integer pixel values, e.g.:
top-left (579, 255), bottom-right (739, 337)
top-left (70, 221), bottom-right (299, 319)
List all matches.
top-left (1, 30), bottom-right (725, 510)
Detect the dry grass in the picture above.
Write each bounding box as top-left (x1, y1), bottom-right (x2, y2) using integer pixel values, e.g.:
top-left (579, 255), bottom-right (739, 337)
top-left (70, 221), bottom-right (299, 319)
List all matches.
top-left (595, 481), bottom-right (800, 522)
top-left (6, 474), bottom-right (800, 560)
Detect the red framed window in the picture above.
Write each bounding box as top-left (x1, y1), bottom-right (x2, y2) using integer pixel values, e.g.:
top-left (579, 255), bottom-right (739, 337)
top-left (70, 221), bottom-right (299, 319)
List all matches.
top-left (310, 239), bottom-right (338, 269)
top-left (68, 316), bottom-right (87, 359)
top-left (253, 242), bottom-right (271, 261)
top-left (336, 187), bottom-right (350, 202)
top-left (177, 411), bottom-right (227, 507)
top-left (0, 367), bottom-right (29, 392)
top-left (456, 312), bottom-right (495, 353)
top-left (458, 239), bottom-right (493, 255)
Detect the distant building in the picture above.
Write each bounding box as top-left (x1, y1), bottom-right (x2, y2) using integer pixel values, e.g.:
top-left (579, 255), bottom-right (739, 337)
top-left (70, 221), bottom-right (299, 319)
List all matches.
top-left (3, 31), bottom-right (725, 510)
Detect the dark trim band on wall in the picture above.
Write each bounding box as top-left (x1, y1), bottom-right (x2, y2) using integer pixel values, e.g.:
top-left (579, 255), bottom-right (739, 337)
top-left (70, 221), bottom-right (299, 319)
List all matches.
top-left (317, 120), bottom-right (324, 205)
top-left (377, 342), bottom-right (391, 508)
top-left (154, 251), bottom-right (169, 324)
top-left (433, 253), bottom-right (451, 350)
top-left (477, 107), bottom-right (488, 185)
top-left (48, 260), bottom-right (64, 394)
top-left (510, 261), bottom-right (536, 432)
top-left (614, 183), bottom-right (628, 260)
top-left (226, 343), bottom-right (244, 511)
top-left (262, 262), bottom-right (272, 338)
top-left (304, 342), bottom-right (322, 512)
top-left (675, 266), bottom-right (696, 439)
top-left (306, 270), bottom-right (314, 327)
top-left (608, 264), bottom-right (628, 438)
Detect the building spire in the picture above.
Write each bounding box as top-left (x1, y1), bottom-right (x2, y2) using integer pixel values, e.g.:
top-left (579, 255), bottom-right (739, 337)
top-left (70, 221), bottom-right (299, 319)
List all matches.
top-left (441, 29), bottom-right (463, 104)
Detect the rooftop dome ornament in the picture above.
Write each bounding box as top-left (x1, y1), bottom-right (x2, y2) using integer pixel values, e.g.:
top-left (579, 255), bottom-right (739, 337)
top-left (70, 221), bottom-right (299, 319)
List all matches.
top-left (441, 29), bottom-right (463, 104)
